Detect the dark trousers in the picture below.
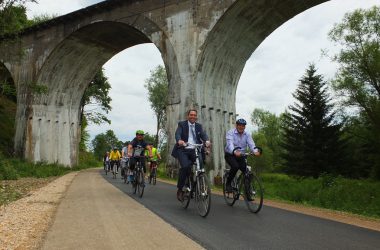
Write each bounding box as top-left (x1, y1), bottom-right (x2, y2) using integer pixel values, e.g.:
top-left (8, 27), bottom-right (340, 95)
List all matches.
top-left (110, 160), bottom-right (119, 171)
top-left (225, 153), bottom-right (247, 185)
top-left (177, 148), bottom-right (196, 189)
top-left (129, 157), bottom-right (146, 173)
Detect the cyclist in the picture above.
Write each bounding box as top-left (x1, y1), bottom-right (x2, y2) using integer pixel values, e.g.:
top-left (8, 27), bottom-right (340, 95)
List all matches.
top-left (146, 142), bottom-right (161, 184)
top-left (128, 130), bottom-right (152, 182)
top-left (103, 151), bottom-right (110, 173)
top-left (171, 109), bottom-right (211, 202)
top-left (121, 141), bottom-right (130, 181)
top-left (110, 146), bottom-right (121, 174)
top-left (224, 118), bottom-right (261, 193)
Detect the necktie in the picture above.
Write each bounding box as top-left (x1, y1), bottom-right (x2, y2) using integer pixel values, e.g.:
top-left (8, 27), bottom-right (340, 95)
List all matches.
top-left (190, 124), bottom-right (197, 142)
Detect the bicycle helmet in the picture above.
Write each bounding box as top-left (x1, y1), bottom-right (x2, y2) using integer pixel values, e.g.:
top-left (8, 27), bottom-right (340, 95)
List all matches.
top-left (236, 118), bottom-right (247, 125)
top-left (136, 130), bottom-right (144, 135)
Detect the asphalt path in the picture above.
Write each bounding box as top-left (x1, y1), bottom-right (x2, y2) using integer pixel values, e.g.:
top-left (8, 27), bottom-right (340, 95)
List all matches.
top-left (102, 169), bottom-right (380, 250)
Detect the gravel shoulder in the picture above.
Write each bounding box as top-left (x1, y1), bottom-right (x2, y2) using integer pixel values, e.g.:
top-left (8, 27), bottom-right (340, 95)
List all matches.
top-left (0, 172), bottom-right (78, 250)
top-left (1, 171), bottom-right (379, 250)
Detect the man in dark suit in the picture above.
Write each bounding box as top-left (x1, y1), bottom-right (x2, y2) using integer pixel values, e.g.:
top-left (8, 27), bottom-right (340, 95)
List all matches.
top-left (171, 109), bottom-right (211, 201)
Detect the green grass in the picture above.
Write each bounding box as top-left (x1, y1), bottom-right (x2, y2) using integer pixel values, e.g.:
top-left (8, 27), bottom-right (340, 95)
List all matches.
top-left (156, 166), bottom-right (380, 218)
top-left (261, 173), bottom-right (380, 218)
top-left (0, 151), bottom-right (102, 180)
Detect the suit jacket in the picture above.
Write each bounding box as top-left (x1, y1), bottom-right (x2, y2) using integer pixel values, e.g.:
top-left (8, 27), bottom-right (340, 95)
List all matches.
top-left (171, 120), bottom-right (209, 158)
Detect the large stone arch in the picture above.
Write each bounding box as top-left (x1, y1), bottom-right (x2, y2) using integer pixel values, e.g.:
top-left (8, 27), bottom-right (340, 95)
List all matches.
top-left (22, 20), bottom-right (178, 166)
top-left (0, 0), bottom-right (331, 172)
top-left (195, 0), bottom-right (329, 175)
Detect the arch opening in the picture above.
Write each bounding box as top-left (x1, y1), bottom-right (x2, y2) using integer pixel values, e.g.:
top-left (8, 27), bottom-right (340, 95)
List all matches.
top-left (0, 63), bottom-right (17, 156)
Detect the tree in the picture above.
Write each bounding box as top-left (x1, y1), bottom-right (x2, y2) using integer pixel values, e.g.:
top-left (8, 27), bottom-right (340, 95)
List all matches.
top-left (144, 65), bottom-right (168, 146)
top-left (91, 130), bottom-right (121, 160)
top-left (281, 64), bottom-right (345, 177)
top-left (328, 6), bottom-right (380, 179)
top-left (0, 1), bottom-right (53, 36)
top-left (80, 68), bottom-right (112, 125)
top-left (79, 68), bottom-right (112, 151)
top-left (250, 108), bottom-right (283, 172)
top-left (0, 1), bottom-right (31, 36)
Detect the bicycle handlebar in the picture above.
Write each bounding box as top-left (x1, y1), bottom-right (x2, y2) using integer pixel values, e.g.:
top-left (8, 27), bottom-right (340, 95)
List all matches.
top-left (184, 142), bottom-right (204, 147)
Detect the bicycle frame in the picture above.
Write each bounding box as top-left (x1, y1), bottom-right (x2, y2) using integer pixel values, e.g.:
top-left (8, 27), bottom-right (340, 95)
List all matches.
top-left (181, 143), bottom-right (211, 217)
top-left (149, 161), bottom-right (158, 185)
top-left (130, 156), bottom-right (145, 197)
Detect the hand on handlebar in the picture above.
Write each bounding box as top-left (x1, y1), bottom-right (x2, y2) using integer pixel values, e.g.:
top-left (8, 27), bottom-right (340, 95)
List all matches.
top-left (253, 146), bottom-right (263, 156)
top-left (234, 150), bottom-right (242, 157)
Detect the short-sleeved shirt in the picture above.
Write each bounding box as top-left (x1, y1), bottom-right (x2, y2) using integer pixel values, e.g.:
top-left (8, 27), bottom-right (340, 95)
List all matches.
top-left (130, 138), bottom-right (148, 157)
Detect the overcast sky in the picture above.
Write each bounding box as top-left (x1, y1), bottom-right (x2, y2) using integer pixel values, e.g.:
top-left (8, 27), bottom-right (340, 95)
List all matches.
top-left (26, 0), bottom-right (380, 144)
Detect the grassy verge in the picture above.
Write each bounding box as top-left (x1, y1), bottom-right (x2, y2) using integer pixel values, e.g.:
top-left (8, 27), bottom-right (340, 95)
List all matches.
top-left (0, 151), bottom-right (101, 205)
top-left (156, 165), bottom-right (380, 219)
top-left (0, 151), bottom-right (101, 180)
top-left (261, 173), bottom-right (380, 219)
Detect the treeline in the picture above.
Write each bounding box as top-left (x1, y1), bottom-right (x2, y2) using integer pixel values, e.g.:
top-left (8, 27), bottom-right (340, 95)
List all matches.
top-left (91, 130), bottom-right (160, 160)
top-left (250, 7), bottom-right (380, 180)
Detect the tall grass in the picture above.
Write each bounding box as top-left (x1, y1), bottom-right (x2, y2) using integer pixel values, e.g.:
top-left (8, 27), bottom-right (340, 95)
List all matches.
top-left (261, 173), bottom-right (380, 218)
top-left (0, 151), bottom-right (101, 180)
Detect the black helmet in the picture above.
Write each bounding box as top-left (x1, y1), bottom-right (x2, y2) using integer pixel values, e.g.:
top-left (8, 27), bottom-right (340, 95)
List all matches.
top-left (236, 118), bottom-right (247, 125)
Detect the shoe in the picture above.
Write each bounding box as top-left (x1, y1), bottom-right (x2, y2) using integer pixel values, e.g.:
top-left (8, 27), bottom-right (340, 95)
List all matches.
top-left (246, 189), bottom-right (255, 201)
top-left (177, 189), bottom-right (184, 202)
top-left (225, 183), bottom-right (233, 192)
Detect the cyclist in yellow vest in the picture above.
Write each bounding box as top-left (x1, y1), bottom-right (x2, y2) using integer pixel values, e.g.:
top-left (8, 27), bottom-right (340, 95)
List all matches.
top-left (145, 142), bottom-right (161, 184)
top-left (109, 147), bottom-right (121, 174)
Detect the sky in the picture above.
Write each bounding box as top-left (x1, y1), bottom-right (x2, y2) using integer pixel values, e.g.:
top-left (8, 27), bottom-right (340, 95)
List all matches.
top-left (25, 0), bottom-right (380, 144)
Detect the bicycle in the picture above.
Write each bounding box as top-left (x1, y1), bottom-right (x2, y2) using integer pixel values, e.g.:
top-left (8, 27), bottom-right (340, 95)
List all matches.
top-left (121, 158), bottom-right (129, 184)
top-left (110, 160), bottom-right (118, 179)
top-left (130, 156), bottom-right (145, 198)
top-left (104, 161), bottom-right (110, 175)
top-left (181, 143), bottom-right (211, 217)
top-left (223, 152), bottom-right (263, 213)
top-left (149, 160), bottom-right (159, 185)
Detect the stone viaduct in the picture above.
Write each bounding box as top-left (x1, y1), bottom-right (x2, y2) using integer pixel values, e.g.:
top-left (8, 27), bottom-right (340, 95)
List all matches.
top-left (0, 0), bottom-right (327, 179)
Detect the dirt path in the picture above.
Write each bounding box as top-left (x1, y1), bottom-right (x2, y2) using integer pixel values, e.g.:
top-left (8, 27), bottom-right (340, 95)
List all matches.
top-left (40, 169), bottom-right (202, 250)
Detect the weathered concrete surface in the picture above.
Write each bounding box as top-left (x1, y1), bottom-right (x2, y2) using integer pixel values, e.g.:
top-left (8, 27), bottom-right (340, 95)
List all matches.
top-left (0, 0), bottom-right (328, 176)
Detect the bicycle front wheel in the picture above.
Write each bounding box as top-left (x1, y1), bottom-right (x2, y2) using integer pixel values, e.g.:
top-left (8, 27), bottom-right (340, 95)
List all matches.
top-left (137, 171), bottom-right (145, 198)
top-left (131, 172), bottom-right (137, 194)
top-left (223, 172), bottom-right (238, 206)
top-left (152, 168), bottom-right (157, 185)
top-left (181, 176), bottom-right (191, 209)
top-left (195, 173), bottom-right (211, 217)
top-left (244, 173), bottom-right (263, 213)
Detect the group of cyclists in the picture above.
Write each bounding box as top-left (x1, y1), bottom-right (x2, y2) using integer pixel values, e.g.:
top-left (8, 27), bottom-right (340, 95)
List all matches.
top-left (103, 130), bottom-right (161, 185)
top-left (103, 108), bottom-right (262, 213)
